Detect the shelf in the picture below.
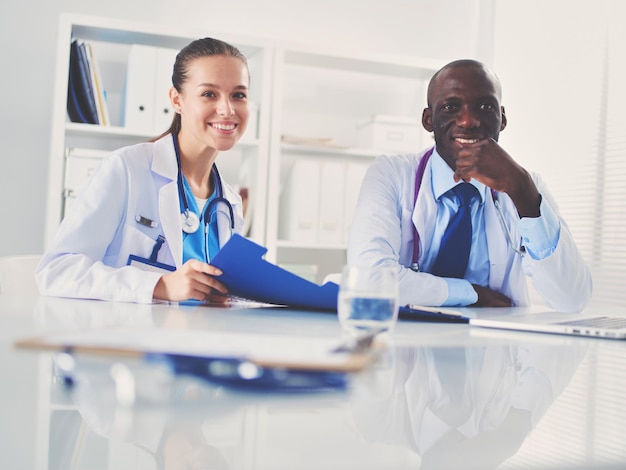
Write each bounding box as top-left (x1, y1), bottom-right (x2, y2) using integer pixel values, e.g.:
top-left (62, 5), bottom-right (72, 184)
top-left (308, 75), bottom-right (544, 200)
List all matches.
top-left (65, 122), bottom-right (260, 148)
top-left (65, 122), bottom-right (157, 140)
top-left (276, 240), bottom-right (347, 251)
top-left (282, 44), bottom-right (441, 79)
top-left (70, 15), bottom-right (268, 59)
top-left (280, 143), bottom-right (379, 159)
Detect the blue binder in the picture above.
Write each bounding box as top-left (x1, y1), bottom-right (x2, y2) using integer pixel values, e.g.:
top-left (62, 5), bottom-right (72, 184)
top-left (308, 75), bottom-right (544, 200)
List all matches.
top-left (211, 235), bottom-right (469, 323)
top-left (67, 39), bottom-right (98, 124)
top-left (211, 234), bottom-right (339, 311)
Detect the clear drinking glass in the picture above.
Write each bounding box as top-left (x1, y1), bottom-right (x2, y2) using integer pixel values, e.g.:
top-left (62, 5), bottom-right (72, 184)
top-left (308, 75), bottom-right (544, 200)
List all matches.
top-left (338, 265), bottom-right (400, 336)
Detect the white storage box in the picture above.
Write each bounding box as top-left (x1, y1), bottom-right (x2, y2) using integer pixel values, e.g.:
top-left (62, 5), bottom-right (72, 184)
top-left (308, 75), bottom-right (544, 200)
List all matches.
top-left (357, 115), bottom-right (421, 153)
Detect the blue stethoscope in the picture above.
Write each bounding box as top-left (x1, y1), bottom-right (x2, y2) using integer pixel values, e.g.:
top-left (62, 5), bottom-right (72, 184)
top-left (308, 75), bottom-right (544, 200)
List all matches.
top-left (410, 147), bottom-right (524, 272)
top-left (172, 133), bottom-right (235, 236)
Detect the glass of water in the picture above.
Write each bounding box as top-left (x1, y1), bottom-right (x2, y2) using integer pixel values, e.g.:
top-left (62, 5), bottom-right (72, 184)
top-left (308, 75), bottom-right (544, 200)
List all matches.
top-left (338, 265), bottom-right (399, 336)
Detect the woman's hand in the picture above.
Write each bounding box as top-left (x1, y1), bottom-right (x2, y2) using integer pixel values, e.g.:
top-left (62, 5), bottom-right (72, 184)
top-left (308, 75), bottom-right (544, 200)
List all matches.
top-left (153, 259), bottom-right (228, 302)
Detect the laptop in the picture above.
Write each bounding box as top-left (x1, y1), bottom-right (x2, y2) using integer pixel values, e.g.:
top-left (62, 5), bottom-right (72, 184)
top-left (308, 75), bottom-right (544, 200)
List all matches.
top-left (469, 310), bottom-right (626, 340)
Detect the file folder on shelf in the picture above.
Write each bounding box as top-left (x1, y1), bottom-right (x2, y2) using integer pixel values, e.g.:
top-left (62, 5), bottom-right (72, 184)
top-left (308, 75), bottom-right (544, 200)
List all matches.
top-left (123, 45), bottom-right (178, 133)
top-left (124, 44), bottom-right (157, 131)
top-left (317, 160), bottom-right (346, 245)
top-left (152, 47), bottom-right (178, 132)
top-left (279, 158), bottom-right (321, 244)
top-left (67, 39), bottom-right (98, 124)
top-left (342, 160), bottom-right (369, 243)
top-left (84, 41), bottom-right (110, 126)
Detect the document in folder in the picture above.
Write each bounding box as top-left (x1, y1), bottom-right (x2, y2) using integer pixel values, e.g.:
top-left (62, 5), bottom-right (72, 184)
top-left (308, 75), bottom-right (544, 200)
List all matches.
top-left (211, 234), bottom-right (339, 311)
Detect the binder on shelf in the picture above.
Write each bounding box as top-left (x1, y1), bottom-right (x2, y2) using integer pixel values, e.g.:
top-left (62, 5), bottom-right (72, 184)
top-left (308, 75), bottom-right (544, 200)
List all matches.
top-left (317, 160), bottom-right (346, 245)
top-left (84, 42), bottom-right (110, 126)
top-left (66, 39), bottom-right (110, 125)
top-left (279, 158), bottom-right (321, 243)
top-left (123, 44), bottom-right (156, 131)
top-left (153, 47), bottom-right (178, 132)
top-left (77, 42), bottom-right (99, 125)
top-left (342, 160), bottom-right (370, 243)
top-left (67, 39), bottom-right (98, 124)
top-left (123, 45), bottom-right (178, 133)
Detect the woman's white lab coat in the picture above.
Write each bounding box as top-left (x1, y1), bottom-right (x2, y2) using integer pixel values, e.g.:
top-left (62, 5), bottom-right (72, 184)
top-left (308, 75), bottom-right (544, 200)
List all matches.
top-left (347, 149), bottom-right (592, 312)
top-left (36, 135), bottom-right (244, 303)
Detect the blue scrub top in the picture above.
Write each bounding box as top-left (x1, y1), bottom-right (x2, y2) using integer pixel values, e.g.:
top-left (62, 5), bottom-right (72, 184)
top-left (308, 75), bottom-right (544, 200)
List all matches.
top-left (180, 175), bottom-right (220, 264)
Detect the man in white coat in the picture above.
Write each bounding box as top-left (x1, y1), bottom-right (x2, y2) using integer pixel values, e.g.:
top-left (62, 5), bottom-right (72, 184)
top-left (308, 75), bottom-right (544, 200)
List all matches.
top-left (348, 59), bottom-right (591, 311)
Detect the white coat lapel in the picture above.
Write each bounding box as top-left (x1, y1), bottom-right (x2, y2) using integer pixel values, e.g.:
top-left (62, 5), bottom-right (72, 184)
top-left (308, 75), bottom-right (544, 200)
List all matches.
top-left (160, 182), bottom-right (182, 267)
top-left (152, 136), bottom-right (183, 268)
top-left (412, 156), bottom-right (437, 268)
top-left (485, 191), bottom-right (509, 287)
top-left (485, 191), bottom-right (527, 305)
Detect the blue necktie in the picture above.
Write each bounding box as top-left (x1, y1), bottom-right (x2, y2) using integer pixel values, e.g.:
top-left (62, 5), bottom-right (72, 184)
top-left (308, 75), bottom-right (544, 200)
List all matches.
top-left (431, 183), bottom-right (478, 279)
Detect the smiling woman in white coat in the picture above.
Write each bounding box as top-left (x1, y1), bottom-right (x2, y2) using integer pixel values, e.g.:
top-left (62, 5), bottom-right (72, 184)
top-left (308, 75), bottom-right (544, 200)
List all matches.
top-left (37, 37), bottom-right (250, 303)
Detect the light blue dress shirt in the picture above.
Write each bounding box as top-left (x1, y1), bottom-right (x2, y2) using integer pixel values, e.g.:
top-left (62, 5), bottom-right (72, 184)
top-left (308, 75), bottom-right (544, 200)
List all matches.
top-left (427, 150), bottom-right (560, 306)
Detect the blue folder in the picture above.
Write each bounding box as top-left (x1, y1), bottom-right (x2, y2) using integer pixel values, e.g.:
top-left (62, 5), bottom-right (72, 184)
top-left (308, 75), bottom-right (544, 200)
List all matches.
top-left (211, 234), bottom-right (339, 311)
top-left (210, 235), bottom-right (469, 323)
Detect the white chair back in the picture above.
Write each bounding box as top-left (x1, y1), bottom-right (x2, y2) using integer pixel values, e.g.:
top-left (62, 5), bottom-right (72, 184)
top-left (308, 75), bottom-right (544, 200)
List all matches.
top-left (0, 254), bottom-right (41, 299)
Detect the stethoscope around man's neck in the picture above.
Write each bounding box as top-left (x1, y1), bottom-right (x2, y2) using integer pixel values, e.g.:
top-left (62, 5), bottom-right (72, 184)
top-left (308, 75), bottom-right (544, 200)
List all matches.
top-left (410, 147), bottom-right (524, 272)
top-left (172, 133), bottom-right (234, 235)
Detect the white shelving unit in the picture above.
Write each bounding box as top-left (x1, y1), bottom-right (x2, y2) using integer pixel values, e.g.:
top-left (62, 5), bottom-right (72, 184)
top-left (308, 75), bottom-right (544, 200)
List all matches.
top-left (265, 44), bottom-right (441, 282)
top-left (44, 13), bottom-right (273, 248)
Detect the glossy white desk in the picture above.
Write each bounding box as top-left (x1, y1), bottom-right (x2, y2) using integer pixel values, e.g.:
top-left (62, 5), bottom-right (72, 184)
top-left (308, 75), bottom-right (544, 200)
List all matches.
top-left (1, 294), bottom-right (625, 470)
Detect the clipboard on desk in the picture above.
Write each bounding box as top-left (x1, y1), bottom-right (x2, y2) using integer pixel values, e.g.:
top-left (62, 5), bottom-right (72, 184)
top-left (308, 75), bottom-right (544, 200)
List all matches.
top-left (15, 328), bottom-right (380, 391)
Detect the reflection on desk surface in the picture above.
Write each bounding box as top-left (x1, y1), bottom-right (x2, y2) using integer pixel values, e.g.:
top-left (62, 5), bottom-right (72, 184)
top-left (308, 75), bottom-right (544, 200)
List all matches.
top-left (45, 339), bottom-right (596, 470)
top-left (48, 354), bottom-right (353, 470)
top-left (351, 342), bottom-right (588, 470)
top-left (6, 297), bottom-right (626, 469)
top-left (51, 357), bottom-right (236, 470)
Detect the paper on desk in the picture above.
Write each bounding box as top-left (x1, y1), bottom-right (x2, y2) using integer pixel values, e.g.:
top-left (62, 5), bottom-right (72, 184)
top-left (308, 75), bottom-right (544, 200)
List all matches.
top-left (15, 328), bottom-right (374, 372)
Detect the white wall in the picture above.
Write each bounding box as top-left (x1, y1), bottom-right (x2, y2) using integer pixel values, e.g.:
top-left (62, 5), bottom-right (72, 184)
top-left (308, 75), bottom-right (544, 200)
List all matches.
top-left (0, 0), bottom-right (491, 256)
top-left (493, 1), bottom-right (607, 188)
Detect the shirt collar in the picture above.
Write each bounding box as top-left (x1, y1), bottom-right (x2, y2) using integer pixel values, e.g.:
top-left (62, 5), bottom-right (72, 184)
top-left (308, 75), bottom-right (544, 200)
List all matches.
top-left (430, 147), bottom-right (487, 203)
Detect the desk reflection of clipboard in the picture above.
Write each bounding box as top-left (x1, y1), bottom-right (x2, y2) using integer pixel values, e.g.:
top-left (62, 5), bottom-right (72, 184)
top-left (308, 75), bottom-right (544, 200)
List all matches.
top-left (15, 328), bottom-right (380, 391)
